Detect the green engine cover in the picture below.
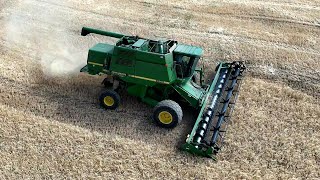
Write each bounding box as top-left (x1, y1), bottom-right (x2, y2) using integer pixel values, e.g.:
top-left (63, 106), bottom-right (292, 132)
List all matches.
top-left (87, 43), bottom-right (114, 75)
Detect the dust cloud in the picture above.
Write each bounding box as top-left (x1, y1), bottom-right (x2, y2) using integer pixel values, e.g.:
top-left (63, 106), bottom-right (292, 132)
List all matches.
top-left (4, 0), bottom-right (86, 77)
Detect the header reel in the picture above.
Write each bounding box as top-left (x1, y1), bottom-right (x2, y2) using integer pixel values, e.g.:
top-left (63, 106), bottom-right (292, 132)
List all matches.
top-left (182, 61), bottom-right (246, 159)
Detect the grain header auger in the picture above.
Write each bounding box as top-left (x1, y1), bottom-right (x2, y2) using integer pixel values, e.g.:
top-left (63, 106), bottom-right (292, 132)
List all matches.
top-left (80, 27), bottom-right (246, 159)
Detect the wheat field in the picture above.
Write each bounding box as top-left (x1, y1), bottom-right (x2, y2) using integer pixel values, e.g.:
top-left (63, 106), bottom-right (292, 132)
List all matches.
top-left (0, 0), bottom-right (319, 179)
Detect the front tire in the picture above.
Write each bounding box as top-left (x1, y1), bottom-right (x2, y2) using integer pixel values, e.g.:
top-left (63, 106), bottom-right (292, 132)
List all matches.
top-left (99, 90), bottom-right (120, 110)
top-left (153, 100), bottom-right (183, 128)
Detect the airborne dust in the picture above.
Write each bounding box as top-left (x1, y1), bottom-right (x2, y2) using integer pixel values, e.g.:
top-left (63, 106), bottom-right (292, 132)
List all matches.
top-left (4, 0), bottom-right (86, 77)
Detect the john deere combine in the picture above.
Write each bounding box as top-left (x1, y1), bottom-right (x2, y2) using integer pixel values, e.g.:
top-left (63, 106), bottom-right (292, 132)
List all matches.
top-left (80, 27), bottom-right (246, 159)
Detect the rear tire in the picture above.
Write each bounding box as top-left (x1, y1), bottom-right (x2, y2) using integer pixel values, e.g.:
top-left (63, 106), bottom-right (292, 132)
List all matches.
top-left (153, 100), bottom-right (183, 128)
top-left (99, 89), bottom-right (120, 110)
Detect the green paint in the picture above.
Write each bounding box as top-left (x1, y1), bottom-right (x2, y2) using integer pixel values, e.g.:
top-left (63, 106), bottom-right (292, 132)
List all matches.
top-left (81, 27), bottom-right (203, 104)
top-left (173, 80), bottom-right (205, 108)
top-left (80, 27), bottom-right (246, 159)
top-left (174, 44), bottom-right (203, 57)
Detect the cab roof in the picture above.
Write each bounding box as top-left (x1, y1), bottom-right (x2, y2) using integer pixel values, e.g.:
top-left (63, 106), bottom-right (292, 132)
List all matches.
top-left (173, 44), bottom-right (203, 57)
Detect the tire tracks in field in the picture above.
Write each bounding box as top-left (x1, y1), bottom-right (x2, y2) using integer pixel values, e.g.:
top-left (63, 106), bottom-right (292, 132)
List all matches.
top-left (231, 15), bottom-right (319, 28)
top-left (247, 64), bottom-right (320, 100)
top-left (5, 12), bottom-right (320, 59)
top-left (137, 0), bottom-right (320, 10)
top-left (135, 0), bottom-right (320, 28)
top-left (221, 0), bottom-right (320, 10)
top-left (17, 0), bottom-right (320, 57)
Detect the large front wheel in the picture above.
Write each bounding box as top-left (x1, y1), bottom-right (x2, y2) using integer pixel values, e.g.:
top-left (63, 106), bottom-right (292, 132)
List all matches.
top-left (153, 100), bottom-right (183, 128)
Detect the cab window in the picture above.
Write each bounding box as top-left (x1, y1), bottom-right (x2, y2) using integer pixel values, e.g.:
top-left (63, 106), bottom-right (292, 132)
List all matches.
top-left (174, 54), bottom-right (195, 78)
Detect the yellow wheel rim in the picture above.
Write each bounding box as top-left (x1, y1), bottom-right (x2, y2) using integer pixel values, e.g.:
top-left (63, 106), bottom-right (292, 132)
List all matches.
top-left (103, 96), bottom-right (115, 106)
top-left (158, 111), bottom-right (173, 124)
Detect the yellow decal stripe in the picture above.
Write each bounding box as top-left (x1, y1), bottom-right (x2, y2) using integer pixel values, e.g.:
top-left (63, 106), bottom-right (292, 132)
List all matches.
top-left (88, 62), bottom-right (103, 66)
top-left (98, 70), bottom-right (170, 85)
top-left (129, 75), bottom-right (170, 85)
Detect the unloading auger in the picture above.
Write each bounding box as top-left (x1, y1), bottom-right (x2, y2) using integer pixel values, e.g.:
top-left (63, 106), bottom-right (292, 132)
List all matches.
top-left (80, 27), bottom-right (246, 159)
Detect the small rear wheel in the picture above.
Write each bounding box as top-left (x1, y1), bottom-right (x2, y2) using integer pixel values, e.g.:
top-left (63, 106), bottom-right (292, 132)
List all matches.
top-left (99, 89), bottom-right (120, 110)
top-left (153, 100), bottom-right (183, 128)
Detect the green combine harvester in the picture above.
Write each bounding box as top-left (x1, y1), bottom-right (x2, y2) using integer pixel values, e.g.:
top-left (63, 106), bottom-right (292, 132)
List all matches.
top-left (80, 27), bottom-right (246, 159)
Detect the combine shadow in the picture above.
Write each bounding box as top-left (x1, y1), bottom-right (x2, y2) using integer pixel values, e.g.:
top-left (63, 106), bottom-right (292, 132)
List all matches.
top-left (21, 74), bottom-right (199, 150)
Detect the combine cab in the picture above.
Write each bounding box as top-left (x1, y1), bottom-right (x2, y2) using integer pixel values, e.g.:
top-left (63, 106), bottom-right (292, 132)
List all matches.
top-left (80, 27), bottom-right (246, 159)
